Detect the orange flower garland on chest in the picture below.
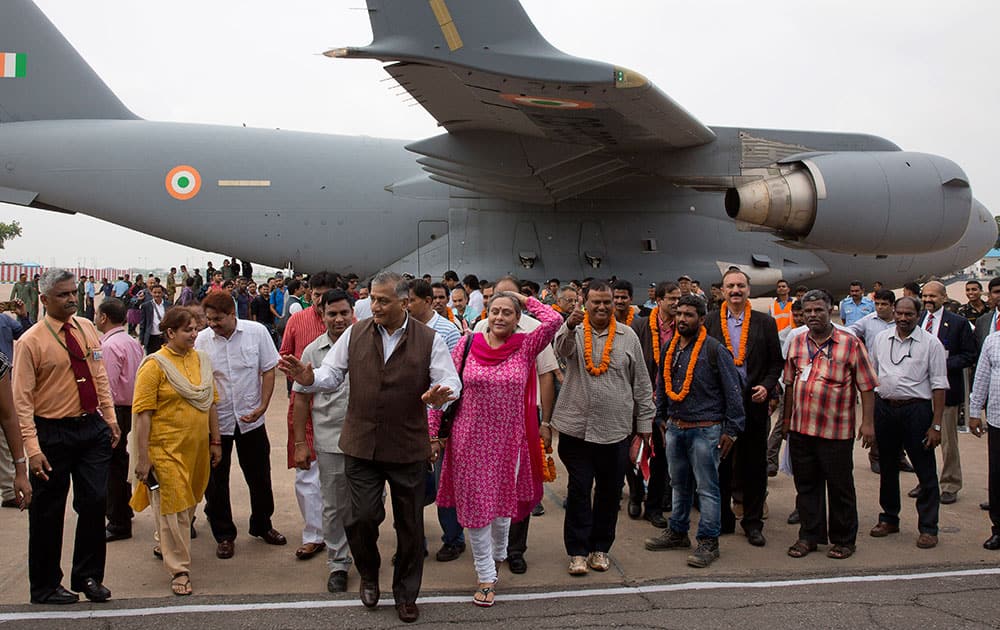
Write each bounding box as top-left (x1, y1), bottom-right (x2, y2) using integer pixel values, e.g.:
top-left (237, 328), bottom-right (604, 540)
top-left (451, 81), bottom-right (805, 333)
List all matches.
top-left (445, 308), bottom-right (456, 323)
top-left (583, 312), bottom-right (616, 376)
top-left (663, 326), bottom-right (707, 402)
top-left (617, 307), bottom-right (634, 327)
top-left (720, 302), bottom-right (751, 367)
top-left (648, 307), bottom-right (660, 364)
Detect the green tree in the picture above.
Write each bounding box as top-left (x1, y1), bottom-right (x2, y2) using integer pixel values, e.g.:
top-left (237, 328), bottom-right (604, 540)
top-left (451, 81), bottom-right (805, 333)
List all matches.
top-left (0, 221), bottom-right (21, 249)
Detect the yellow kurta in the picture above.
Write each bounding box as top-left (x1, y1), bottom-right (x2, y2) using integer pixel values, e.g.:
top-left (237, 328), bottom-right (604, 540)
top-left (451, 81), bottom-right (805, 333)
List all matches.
top-left (129, 346), bottom-right (216, 515)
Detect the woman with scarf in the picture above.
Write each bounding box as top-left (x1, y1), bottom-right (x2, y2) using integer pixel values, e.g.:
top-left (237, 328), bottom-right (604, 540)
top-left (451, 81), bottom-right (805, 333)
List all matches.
top-left (428, 291), bottom-right (561, 607)
top-left (130, 307), bottom-right (222, 596)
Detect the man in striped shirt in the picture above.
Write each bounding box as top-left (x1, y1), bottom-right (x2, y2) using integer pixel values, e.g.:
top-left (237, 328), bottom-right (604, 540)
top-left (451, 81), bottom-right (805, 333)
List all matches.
top-left (782, 290), bottom-right (877, 560)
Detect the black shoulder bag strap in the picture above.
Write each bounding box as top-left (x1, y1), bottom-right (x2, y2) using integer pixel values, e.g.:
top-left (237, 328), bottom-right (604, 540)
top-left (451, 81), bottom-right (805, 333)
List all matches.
top-left (437, 334), bottom-right (474, 439)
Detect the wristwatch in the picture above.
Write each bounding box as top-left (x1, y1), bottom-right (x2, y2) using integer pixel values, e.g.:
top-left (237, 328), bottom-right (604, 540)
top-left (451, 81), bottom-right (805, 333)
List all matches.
top-left (932, 424), bottom-right (942, 431)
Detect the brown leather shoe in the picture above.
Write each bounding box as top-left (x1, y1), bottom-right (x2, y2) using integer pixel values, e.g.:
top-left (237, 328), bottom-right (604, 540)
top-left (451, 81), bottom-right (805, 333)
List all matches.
top-left (916, 533), bottom-right (938, 549)
top-left (216, 540), bottom-right (235, 559)
top-left (252, 529), bottom-right (287, 545)
top-left (360, 580), bottom-right (379, 608)
top-left (869, 522), bottom-right (900, 538)
top-left (396, 602), bottom-right (419, 623)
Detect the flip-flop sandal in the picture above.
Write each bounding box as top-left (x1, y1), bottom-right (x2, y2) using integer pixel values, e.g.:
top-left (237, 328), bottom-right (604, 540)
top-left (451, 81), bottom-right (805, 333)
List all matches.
top-left (827, 544), bottom-right (855, 560)
top-left (473, 583), bottom-right (496, 608)
top-left (153, 546), bottom-right (163, 560)
top-left (171, 573), bottom-right (192, 596)
top-left (295, 542), bottom-right (326, 560)
top-left (787, 540), bottom-right (817, 558)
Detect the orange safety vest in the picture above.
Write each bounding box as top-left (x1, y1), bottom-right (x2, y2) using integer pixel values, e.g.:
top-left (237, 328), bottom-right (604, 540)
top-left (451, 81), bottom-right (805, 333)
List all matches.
top-left (771, 299), bottom-right (794, 331)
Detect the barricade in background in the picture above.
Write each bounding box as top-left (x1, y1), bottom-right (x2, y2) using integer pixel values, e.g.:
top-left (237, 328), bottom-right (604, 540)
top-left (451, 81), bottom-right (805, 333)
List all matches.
top-left (0, 264), bottom-right (132, 283)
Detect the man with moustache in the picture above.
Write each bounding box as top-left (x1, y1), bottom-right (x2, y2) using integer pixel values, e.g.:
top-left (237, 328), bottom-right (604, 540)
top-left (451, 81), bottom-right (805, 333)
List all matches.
top-left (430, 282), bottom-right (461, 332)
top-left (292, 289), bottom-right (356, 593)
top-left (705, 269), bottom-right (783, 547)
top-left (553, 280), bottom-right (655, 575)
top-left (632, 281), bottom-right (682, 526)
top-left (782, 290), bottom-right (877, 560)
top-left (644, 295), bottom-right (744, 568)
top-left (912, 281), bottom-right (977, 505)
top-left (868, 297), bottom-right (948, 549)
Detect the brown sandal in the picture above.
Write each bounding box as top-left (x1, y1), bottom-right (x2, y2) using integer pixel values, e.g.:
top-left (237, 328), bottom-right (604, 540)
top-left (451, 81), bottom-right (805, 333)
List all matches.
top-left (787, 540), bottom-right (817, 558)
top-left (827, 544), bottom-right (855, 559)
top-left (171, 572), bottom-right (192, 596)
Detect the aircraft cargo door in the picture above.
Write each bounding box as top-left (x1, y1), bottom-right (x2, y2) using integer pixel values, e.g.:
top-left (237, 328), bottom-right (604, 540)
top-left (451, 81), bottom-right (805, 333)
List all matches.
top-left (417, 220), bottom-right (449, 277)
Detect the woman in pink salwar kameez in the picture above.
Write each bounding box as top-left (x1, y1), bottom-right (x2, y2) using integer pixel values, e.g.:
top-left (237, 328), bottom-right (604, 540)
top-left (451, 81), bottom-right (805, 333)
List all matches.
top-left (429, 292), bottom-right (561, 607)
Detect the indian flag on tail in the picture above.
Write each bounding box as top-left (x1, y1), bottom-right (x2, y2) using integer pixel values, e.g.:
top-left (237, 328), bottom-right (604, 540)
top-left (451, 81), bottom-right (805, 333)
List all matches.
top-left (0, 53), bottom-right (27, 78)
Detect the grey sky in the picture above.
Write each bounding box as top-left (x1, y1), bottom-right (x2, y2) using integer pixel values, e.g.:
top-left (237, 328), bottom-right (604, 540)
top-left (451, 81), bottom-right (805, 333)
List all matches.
top-left (2, 0), bottom-right (997, 269)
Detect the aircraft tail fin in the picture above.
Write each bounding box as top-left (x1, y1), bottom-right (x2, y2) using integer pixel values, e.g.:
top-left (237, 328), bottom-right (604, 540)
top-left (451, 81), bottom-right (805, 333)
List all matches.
top-left (0, 0), bottom-right (137, 123)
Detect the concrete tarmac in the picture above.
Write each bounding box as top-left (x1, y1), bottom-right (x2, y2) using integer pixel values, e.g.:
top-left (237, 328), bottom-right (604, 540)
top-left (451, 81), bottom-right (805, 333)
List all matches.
top-left (2, 386), bottom-right (1000, 627)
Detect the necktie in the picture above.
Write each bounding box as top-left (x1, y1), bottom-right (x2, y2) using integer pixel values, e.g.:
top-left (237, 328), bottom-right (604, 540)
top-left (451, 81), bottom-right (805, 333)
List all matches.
top-left (925, 313), bottom-right (934, 332)
top-left (995, 315), bottom-right (1000, 332)
top-left (62, 322), bottom-right (99, 413)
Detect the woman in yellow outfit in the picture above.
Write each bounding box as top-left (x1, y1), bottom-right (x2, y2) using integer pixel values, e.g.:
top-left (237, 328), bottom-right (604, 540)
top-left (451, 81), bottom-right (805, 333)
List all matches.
top-left (130, 307), bottom-right (222, 596)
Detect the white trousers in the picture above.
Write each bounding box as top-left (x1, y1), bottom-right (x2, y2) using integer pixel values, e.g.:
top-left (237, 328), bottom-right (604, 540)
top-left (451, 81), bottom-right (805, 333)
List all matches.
top-left (468, 517), bottom-right (511, 583)
top-left (295, 464), bottom-right (324, 544)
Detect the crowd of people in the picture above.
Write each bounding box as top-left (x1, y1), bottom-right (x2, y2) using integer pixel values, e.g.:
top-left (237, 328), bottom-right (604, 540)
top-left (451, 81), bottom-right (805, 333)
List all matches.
top-left (2, 262), bottom-right (1000, 622)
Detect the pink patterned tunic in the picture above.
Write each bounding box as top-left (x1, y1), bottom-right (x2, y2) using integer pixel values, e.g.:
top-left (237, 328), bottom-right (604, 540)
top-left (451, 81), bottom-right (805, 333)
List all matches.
top-left (429, 297), bottom-right (561, 528)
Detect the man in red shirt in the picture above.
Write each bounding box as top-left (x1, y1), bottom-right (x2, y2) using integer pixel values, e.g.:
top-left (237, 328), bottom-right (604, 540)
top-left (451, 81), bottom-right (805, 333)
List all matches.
top-left (782, 289), bottom-right (877, 560)
top-left (280, 271), bottom-right (341, 560)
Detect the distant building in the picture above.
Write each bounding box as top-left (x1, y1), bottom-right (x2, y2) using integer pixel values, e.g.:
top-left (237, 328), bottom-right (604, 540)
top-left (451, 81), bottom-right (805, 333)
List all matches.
top-left (981, 248), bottom-right (1000, 275)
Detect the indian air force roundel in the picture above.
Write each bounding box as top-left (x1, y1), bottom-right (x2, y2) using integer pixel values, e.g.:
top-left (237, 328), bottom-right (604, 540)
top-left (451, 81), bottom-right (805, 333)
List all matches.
top-left (165, 165), bottom-right (202, 200)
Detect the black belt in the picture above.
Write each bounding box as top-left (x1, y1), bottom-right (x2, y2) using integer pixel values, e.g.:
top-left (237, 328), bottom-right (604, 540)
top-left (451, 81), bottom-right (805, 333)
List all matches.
top-left (877, 396), bottom-right (928, 408)
top-left (34, 412), bottom-right (101, 422)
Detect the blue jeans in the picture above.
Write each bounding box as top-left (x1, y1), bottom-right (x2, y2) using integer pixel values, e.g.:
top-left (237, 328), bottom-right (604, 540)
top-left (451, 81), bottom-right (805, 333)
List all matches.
top-left (434, 450), bottom-right (465, 546)
top-left (666, 423), bottom-right (722, 539)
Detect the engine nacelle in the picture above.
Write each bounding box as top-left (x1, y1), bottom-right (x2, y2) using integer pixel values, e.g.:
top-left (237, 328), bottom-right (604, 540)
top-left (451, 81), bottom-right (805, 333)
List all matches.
top-left (724, 152), bottom-right (972, 254)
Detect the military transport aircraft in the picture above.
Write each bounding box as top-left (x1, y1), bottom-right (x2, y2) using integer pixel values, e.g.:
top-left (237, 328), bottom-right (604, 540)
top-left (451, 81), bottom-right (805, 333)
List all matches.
top-left (0, 0), bottom-right (994, 290)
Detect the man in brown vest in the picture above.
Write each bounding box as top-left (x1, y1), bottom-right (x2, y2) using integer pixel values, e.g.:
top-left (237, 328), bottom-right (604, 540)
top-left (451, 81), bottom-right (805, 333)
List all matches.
top-left (279, 272), bottom-right (460, 624)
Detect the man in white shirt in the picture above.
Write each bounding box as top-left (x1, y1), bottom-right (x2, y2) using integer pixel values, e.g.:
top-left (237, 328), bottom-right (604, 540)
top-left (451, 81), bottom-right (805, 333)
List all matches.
top-left (463, 274), bottom-right (485, 319)
top-left (196, 291), bottom-right (284, 559)
top-left (969, 328), bottom-right (1000, 550)
top-left (867, 296), bottom-right (949, 549)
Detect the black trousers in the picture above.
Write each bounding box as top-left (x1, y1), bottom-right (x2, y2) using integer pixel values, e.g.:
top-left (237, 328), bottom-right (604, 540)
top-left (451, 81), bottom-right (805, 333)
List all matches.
top-left (626, 424), bottom-right (671, 513)
top-left (788, 432), bottom-right (858, 546)
top-left (28, 414), bottom-right (111, 600)
top-left (144, 334), bottom-right (163, 355)
top-left (204, 424), bottom-right (275, 542)
top-left (105, 405), bottom-right (133, 532)
top-left (344, 456), bottom-right (426, 605)
top-left (507, 513), bottom-right (529, 558)
top-left (720, 399), bottom-right (769, 533)
top-left (874, 397), bottom-right (939, 535)
top-left (559, 433), bottom-right (629, 556)
top-left (990, 426), bottom-right (1000, 535)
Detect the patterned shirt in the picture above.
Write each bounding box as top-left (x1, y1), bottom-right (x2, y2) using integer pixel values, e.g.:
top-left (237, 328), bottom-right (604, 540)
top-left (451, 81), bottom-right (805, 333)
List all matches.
top-left (783, 328), bottom-right (878, 440)
top-left (970, 331), bottom-right (1000, 428)
top-left (552, 320), bottom-right (655, 444)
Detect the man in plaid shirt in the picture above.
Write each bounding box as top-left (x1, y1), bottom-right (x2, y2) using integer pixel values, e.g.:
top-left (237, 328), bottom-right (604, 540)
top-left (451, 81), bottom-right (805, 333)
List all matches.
top-left (782, 290), bottom-right (878, 560)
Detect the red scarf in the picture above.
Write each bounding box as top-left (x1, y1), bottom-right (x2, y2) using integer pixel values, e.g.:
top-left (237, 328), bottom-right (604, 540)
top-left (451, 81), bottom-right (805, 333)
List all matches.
top-left (469, 332), bottom-right (543, 521)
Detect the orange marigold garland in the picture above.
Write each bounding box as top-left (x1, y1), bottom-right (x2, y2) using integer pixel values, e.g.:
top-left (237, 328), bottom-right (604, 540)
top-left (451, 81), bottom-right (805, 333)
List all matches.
top-left (445, 308), bottom-right (456, 323)
top-left (540, 438), bottom-right (557, 482)
top-left (583, 312), bottom-right (616, 376)
top-left (649, 307), bottom-right (660, 364)
top-left (617, 307), bottom-right (635, 326)
top-left (552, 304), bottom-right (563, 314)
top-left (662, 326), bottom-right (707, 402)
top-left (720, 302), bottom-right (751, 367)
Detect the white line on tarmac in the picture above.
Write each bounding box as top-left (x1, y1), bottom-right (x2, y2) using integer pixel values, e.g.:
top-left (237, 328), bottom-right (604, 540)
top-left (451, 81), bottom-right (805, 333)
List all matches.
top-left (3, 567), bottom-right (999, 623)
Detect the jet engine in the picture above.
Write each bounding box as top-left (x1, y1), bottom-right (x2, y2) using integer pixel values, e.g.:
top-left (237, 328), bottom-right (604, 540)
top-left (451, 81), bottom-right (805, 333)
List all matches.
top-left (724, 152), bottom-right (972, 255)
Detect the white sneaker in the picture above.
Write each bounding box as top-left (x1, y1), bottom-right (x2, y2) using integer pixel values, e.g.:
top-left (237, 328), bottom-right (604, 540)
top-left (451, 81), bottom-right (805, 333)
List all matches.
top-left (587, 551), bottom-right (609, 571)
top-left (568, 555), bottom-right (588, 575)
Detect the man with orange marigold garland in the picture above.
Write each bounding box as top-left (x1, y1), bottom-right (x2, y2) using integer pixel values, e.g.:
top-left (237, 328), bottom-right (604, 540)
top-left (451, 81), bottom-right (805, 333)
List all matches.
top-left (552, 280), bottom-right (654, 576)
top-left (705, 269), bottom-right (783, 547)
top-left (644, 295), bottom-right (744, 567)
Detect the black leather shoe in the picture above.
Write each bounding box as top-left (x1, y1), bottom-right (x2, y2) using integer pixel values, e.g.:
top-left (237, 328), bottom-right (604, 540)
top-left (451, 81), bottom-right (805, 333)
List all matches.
top-left (396, 601), bottom-right (419, 623)
top-left (907, 485), bottom-right (921, 499)
top-left (787, 510), bottom-right (800, 525)
top-left (105, 527), bottom-right (132, 542)
top-left (435, 542), bottom-right (465, 562)
top-left (360, 580), bottom-right (379, 608)
top-left (645, 511), bottom-right (670, 529)
top-left (869, 460), bottom-right (881, 474)
top-left (746, 529), bottom-right (767, 547)
top-left (981, 501), bottom-right (991, 511)
top-left (899, 458), bottom-right (915, 473)
top-left (327, 570), bottom-right (348, 593)
top-left (31, 585), bottom-right (79, 605)
top-left (627, 501), bottom-right (642, 519)
top-left (76, 578), bottom-right (111, 603)
top-left (984, 534), bottom-right (1000, 550)
top-left (508, 555), bottom-right (527, 574)
top-left (940, 491), bottom-right (958, 505)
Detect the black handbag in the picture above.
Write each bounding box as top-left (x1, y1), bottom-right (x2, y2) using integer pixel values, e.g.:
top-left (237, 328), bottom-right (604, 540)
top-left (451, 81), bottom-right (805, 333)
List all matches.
top-left (437, 334), bottom-right (473, 439)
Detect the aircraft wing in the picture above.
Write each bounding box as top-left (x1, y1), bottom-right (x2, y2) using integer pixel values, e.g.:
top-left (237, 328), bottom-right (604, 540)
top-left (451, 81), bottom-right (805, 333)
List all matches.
top-left (330, 0), bottom-right (715, 204)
